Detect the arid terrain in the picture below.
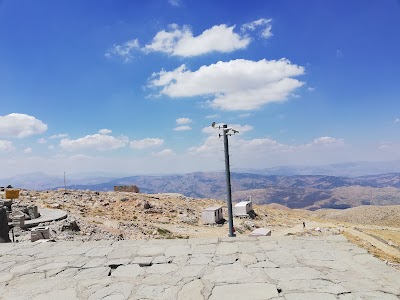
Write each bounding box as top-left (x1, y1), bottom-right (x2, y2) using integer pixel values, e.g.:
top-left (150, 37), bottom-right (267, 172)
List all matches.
top-left (5, 188), bottom-right (400, 269)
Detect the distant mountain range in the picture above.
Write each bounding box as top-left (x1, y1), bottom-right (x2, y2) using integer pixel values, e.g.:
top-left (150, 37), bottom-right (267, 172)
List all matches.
top-left (45, 172), bottom-right (400, 209)
top-left (235, 160), bottom-right (400, 177)
top-left (2, 160), bottom-right (400, 210)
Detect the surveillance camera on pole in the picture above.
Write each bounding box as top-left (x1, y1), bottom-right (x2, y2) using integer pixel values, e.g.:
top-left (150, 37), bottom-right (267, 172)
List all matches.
top-left (211, 122), bottom-right (239, 237)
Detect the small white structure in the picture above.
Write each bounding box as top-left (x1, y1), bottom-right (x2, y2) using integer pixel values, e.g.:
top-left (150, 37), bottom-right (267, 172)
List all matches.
top-left (31, 226), bottom-right (50, 242)
top-left (250, 228), bottom-right (271, 236)
top-left (202, 206), bottom-right (223, 224)
top-left (234, 200), bottom-right (253, 217)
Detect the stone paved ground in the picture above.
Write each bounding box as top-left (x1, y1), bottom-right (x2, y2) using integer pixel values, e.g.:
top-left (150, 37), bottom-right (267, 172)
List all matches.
top-left (0, 235), bottom-right (399, 300)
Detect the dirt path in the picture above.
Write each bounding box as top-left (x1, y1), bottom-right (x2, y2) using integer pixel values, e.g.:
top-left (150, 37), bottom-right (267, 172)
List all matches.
top-left (343, 227), bottom-right (400, 259)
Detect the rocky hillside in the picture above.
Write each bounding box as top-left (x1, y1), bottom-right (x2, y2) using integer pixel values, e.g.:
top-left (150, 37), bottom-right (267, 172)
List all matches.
top-left (10, 189), bottom-right (312, 241)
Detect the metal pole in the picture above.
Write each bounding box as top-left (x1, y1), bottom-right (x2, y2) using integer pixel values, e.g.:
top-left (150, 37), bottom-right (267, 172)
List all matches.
top-left (223, 125), bottom-right (235, 237)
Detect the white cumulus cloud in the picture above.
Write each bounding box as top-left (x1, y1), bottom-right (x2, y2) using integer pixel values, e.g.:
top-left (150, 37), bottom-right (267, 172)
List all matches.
top-left (152, 148), bottom-right (175, 157)
top-left (149, 58), bottom-right (305, 111)
top-left (311, 136), bottom-right (344, 146)
top-left (174, 126), bottom-right (192, 131)
top-left (176, 117), bottom-right (192, 124)
top-left (168, 0), bottom-right (181, 7)
top-left (105, 39), bottom-right (140, 62)
top-left (98, 129), bottom-right (112, 135)
top-left (130, 138), bottom-right (164, 149)
top-left (241, 18), bottom-right (273, 39)
top-left (0, 140), bottom-right (14, 152)
top-left (188, 135), bottom-right (343, 156)
top-left (49, 133), bottom-right (68, 139)
top-left (60, 134), bottom-right (128, 151)
top-left (107, 19), bottom-right (273, 60)
top-left (37, 138), bottom-right (47, 144)
top-left (0, 113), bottom-right (48, 138)
top-left (23, 147), bottom-right (32, 154)
top-left (145, 23), bottom-right (251, 57)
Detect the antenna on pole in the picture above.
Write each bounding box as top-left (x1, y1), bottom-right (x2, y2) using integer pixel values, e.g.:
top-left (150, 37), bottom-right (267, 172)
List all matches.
top-left (64, 171), bottom-right (67, 192)
top-left (211, 122), bottom-right (239, 237)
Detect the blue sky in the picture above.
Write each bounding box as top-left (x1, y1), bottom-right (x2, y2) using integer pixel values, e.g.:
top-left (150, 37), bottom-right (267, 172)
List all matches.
top-left (1, 0), bottom-right (400, 177)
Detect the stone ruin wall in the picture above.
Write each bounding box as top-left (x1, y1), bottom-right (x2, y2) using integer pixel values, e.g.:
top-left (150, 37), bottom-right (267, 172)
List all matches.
top-left (114, 185), bottom-right (140, 193)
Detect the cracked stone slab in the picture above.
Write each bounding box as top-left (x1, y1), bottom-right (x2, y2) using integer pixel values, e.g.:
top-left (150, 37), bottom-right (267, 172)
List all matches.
top-left (141, 274), bottom-right (183, 286)
top-left (146, 263), bottom-right (179, 274)
top-left (238, 253), bottom-right (258, 265)
top-left (188, 255), bottom-right (213, 265)
top-left (2, 277), bottom-right (70, 300)
top-left (165, 244), bottom-right (192, 256)
top-left (192, 243), bottom-right (217, 254)
top-left (248, 260), bottom-right (278, 268)
top-left (294, 250), bottom-right (335, 261)
top-left (187, 238), bottom-right (218, 245)
top-left (1, 236), bottom-right (399, 299)
top-left (131, 256), bottom-right (153, 265)
top-left (209, 283), bottom-right (278, 300)
top-left (338, 291), bottom-right (400, 300)
top-left (105, 258), bottom-right (132, 267)
top-left (235, 242), bottom-right (261, 253)
top-left (0, 273), bottom-right (13, 283)
top-left (10, 260), bottom-right (48, 274)
top-left (298, 259), bottom-right (350, 271)
top-left (215, 242), bottom-right (239, 255)
top-left (88, 282), bottom-right (133, 300)
top-left (285, 292), bottom-right (337, 300)
top-left (135, 285), bottom-right (180, 300)
top-left (177, 279), bottom-right (204, 300)
top-left (111, 264), bottom-right (145, 278)
top-left (32, 288), bottom-right (79, 300)
top-left (85, 247), bottom-right (114, 257)
top-left (174, 264), bottom-right (206, 277)
top-left (36, 262), bottom-right (69, 271)
top-left (211, 254), bottom-right (238, 265)
top-left (63, 244), bottom-right (94, 255)
top-left (152, 256), bottom-right (173, 264)
top-left (107, 246), bottom-right (138, 259)
top-left (73, 266), bottom-right (110, 280)
top-left (264, 267), bottom-right (321, 281)
top-left (203, 263), bottom-right (253, 284)
top-left (264, 250), bottom-right (300, 267)
top-left (277, 279), bottom-right (349, 294)
top-left (0, 261), bottom-right (17, 272)
top-left (136, 245), bottom-right (166, 257)
top-left (83, 258), bottom-right (108, 268)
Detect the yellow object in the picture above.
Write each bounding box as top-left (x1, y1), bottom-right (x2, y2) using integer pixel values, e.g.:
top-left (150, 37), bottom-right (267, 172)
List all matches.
top-left (5, 190), bottom-right (19, 199)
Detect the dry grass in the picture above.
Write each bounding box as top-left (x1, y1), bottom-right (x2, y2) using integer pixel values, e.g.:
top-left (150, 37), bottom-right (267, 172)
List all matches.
top-left (362, 229), bottom-right (400, 248)
top-left (343, 231), bottom-right (400, 264)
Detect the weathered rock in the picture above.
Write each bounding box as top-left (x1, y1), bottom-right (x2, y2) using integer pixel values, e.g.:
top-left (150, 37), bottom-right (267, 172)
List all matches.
top-left (209, 283), bottom-right (278, 300)
top-left (62, 220), bottom-right (80, 232)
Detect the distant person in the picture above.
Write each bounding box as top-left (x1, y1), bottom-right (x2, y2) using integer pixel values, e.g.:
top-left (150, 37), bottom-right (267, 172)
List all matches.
top-left (303, 221), bottom-right (306, 230)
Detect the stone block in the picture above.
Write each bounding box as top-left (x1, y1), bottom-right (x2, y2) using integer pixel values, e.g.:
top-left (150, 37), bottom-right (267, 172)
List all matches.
top-left (12, 215), bottom-right (25, 228)
top-left (31, 227), bottom-right (50, 242)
